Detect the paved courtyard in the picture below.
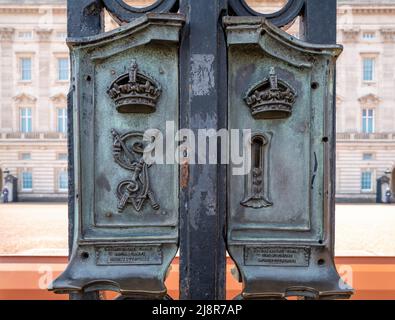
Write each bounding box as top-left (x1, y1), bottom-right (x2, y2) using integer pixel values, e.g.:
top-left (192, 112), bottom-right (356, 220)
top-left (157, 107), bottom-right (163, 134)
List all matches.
top-left (0, 203), bottom-right (68, 256)
top-left (0, 203), bottom-right (394, 256)
top-left (335, 204), bottom-right (395, 256)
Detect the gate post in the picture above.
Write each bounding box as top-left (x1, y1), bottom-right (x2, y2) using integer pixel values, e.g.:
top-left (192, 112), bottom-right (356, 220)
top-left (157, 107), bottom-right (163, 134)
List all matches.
top-left (178, 0), bottom-right (227, 300)
top-left (303, 0), bottom-right (337, 256)
top-left (302, 0), bottom-right (337, 45)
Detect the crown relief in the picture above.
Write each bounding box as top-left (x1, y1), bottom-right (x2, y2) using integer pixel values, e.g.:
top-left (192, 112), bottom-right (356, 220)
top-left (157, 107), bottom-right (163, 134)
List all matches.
top-left (107, 60), bottom-right (161, 114)
top-left (245, 67), bottom-right (297, 120)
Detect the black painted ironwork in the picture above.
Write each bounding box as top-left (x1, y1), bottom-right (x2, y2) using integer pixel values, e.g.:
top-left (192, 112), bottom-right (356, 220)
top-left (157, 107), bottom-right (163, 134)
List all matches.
top-left (178, 0), bottom-right (228, 300)
top-left (102, 0), bottom-right (179, 24)
top-left (229, 0), bottom-right (305, 27)
top-left (66, 0), bottom-right (340, 300)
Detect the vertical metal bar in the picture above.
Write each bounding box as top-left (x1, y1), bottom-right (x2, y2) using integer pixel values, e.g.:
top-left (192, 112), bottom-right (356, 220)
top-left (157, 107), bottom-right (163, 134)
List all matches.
top-left (179, 0), bottom-right (227, 300)
top-left (67, 0), bottom-right (104, 38)
top-left (302, 0), bottom-right (337, 44)
top-left (302, 0), bottom-right (337, 255)
top-left (67, 0), bottom-right (103, 300)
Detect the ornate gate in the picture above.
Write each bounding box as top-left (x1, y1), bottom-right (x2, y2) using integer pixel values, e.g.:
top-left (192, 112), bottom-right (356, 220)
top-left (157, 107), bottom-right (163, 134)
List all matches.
top-left (50, 0), bottom-right (353, 300)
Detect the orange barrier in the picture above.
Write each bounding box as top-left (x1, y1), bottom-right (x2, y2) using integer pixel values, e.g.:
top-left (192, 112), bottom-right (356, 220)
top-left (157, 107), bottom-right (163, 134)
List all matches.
top-left (0, 256), bottom-right (394, 300)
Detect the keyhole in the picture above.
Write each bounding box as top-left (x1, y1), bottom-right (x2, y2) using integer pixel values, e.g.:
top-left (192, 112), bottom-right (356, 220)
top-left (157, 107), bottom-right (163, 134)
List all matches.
top-left (252, 136), bottom-right (264, 170)
top-left (240, 133), bottom-right (272, 208)
top-left (251, 136), bottom-right (265, 196)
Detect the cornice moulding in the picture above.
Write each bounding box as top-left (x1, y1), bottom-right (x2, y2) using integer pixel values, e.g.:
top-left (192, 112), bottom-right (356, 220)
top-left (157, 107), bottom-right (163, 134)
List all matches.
top-left (352, 7), bottom-right (395, 14)
top-left (337, 5), bottom-right (395, 15)
top-left (0, 8), bottom-right (39, 14)
top-left (0, 6), bottom-right (65, 15)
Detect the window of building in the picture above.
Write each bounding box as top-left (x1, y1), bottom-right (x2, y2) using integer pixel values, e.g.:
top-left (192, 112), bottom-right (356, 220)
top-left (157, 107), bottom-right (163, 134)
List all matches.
top-left (58, 170), bottom-right (68, 191)
top-left (21, 153), bottom-right (31, 160)
top-left (361, 171), bottom-right (373, 191)
top-left (362, 153), bottom-right (373, 161)
top-left (58, 153), bottom-right (68, 161)
top-left (57, 108), bottom-right (67, 133)
top-left (362, 32), bottom-right (375, 40)
top-left (18, 31), bottom-right (33, 40)
top-left (20, 57), bottom-right (32, 81)
top-left (20, 108), bottom-right (32, 133)
top-left (56, 31), bottom-right (67, 39)
top-left (362, 58), bottom-right (375, 81)
top-left (362, 109), bottom-right (374, 133)
top-left (58, 58), bottom-right (69, 81)
top-left (21, 171), bottom-right (33, 191)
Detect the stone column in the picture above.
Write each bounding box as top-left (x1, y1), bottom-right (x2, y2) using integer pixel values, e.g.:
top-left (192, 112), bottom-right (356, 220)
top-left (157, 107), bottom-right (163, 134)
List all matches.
top-left (380, 28), bottom-right (395, 132)
top-left (36, 28), bottom-right (53, 132)
top-left (341, 27), bottom-right (360, 132)
top-left (0, 28), bottom-right (15, 131)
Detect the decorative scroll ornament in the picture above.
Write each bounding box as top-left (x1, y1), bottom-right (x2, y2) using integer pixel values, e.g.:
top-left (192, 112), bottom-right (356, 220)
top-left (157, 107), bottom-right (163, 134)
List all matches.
top-left (245, 67), bottom-right (297, 119)
top-left (108, 60), bottom-right (161, 113)
top-left (112, 129), bottom-right (160, 213)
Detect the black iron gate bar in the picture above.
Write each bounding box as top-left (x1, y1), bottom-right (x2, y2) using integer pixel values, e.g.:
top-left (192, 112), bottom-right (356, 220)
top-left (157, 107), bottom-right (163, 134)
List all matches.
top-left (66, 0), bottom-right (337, 300)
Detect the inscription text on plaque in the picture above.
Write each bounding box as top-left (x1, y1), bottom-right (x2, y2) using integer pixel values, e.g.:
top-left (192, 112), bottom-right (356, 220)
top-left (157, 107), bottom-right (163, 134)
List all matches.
top-left (244, 246), bottom-right (310, 267)
top-left (96, 245), bottom-right (163, 266)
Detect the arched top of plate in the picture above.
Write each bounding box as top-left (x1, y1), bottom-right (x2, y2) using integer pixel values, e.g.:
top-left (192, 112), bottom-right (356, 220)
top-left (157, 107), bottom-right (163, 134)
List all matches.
top-left (102, 0), bottom-right (178, 24)
top-left (228, 0), bottom-right (305, 27)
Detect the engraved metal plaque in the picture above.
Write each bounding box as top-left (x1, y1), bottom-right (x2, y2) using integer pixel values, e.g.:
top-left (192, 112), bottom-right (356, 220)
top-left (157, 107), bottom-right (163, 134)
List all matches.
top-left (96, 245), bottom-right (162, 266)
top-left (50, 14), bottom-right (185, 299)
top-left (244, 246), bottom-right (310, 267)
top-left (225, 17), bottom-right (353, 300)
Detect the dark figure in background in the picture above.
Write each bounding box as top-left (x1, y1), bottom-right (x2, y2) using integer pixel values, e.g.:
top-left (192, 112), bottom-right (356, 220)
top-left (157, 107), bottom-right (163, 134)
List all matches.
top-left (2, 187), bottom-right (9, 203)
top-left (385, 188), bottom-right (392, 204)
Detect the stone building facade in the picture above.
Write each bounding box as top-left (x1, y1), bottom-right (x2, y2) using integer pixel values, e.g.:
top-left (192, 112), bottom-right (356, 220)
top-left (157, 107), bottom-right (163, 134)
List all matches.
top-left (0, 0), bottom-right (394, 202)
top-left (0, 0), bottom-right (68, 201)
top-left (336, 0), bottom-right (395, 202)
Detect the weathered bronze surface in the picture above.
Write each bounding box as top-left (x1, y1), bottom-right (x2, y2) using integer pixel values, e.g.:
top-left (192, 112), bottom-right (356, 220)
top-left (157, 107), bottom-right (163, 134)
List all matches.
top-left (58, 0), bottom-right (349, 300)
top-left (49, 13), bottom-right (185, 299)
top-left (225, 17), bottom-right (353, 300)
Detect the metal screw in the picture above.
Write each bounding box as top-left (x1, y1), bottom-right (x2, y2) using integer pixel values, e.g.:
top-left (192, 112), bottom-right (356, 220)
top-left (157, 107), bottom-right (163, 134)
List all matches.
top-left (105, 212), bottom-right (113, 218)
